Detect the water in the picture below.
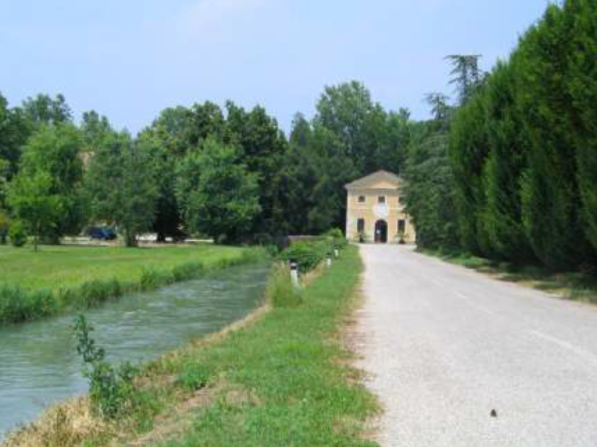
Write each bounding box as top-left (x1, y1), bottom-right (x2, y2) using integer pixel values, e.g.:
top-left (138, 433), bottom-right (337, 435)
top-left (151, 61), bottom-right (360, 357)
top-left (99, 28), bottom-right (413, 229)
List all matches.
top-left (0, 262), bottom-right (270, 440)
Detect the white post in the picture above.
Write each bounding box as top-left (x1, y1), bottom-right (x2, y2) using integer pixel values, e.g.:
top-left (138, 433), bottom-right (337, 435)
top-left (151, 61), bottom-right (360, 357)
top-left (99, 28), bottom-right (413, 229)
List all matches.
top-left (290, 261), bottom-right (300, 288)
top-left (326, 253), bottom-right (332, 267)
top-left (334, 248), bottom-right (339, 258)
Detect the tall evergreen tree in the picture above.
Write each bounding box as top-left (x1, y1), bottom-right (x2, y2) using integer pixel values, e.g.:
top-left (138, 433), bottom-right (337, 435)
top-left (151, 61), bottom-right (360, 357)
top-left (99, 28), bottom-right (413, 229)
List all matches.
top-left (449, 89), bottom-right (491, 256)
top-left (515, 4), bottom-right (590, 269)
top-left (480, 60), bottom-right (534, 262)
top-left (564, 0), bottom-right (597, 258)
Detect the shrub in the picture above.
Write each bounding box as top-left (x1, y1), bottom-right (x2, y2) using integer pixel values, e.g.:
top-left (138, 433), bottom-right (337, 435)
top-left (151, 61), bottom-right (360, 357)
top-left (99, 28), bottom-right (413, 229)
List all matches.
top-left (0, 286), bottom-right (56, 324)
top-left (267, 264), bottom-right (303, 308)
top-left (279, 241), bottom-right (329, 273)
top-left (9, 220), bottom-right (27, 247)
top-left (74, 315), bottom-right (139, 419)
top-left (325, 228), bottom-right (348, 250)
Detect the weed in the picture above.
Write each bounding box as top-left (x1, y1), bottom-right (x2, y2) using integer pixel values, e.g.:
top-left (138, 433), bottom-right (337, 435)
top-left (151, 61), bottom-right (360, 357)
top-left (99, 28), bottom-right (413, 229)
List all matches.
top-left (177, 363), bottom-right (211, 391)
top-left (73, 315), bottom-right (139, 420)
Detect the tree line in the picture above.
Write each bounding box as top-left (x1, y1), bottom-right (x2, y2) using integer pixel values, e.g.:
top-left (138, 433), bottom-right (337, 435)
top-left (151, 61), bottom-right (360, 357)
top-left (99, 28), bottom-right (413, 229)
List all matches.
top-left (405, 0), bottom-right (597, 272)
top-left (0, 82), bottom-right (411, 248)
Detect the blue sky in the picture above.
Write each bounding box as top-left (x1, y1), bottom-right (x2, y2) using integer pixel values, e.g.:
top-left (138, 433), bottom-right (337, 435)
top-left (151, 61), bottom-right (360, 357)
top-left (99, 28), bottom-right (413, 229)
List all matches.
top-left (0, 0), bottom-right (549, 134)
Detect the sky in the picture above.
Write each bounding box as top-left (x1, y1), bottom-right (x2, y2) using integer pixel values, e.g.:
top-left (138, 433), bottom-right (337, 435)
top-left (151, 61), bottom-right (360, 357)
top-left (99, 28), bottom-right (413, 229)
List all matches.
top-left (0, 0), bottom-right (551, 134)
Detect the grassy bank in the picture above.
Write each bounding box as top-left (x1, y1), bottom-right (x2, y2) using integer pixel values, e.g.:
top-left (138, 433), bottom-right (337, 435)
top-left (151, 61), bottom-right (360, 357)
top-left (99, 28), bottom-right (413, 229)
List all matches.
top-left (6, 245), bottom-right (378, 446)
top-left (0, 244), bottom-right (265, 325)
top-left (422, 249), bottom-right (597, 304)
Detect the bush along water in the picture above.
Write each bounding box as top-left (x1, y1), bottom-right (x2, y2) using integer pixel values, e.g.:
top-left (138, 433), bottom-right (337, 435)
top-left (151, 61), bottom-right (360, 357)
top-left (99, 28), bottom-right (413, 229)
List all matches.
top-left (0, 247), bottom-right (268, 326)
top-left (279, 229), bottom-right (347, 274)
top-left (74, 315), bottom-right (140, 419)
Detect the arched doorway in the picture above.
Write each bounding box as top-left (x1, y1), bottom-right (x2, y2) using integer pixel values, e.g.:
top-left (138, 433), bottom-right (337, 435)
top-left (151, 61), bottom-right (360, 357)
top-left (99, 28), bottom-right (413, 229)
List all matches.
top-left (375, 220), bottom-right (388, 243)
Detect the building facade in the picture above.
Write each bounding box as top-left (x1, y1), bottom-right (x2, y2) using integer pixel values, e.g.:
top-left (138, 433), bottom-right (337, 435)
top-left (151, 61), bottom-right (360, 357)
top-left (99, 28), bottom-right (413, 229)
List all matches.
top-left (345, 170), bottom-right (415, 244)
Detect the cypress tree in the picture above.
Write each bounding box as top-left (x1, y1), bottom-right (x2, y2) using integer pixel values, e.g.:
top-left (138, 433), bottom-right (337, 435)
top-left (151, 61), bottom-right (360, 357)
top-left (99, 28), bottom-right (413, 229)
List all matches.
top-left (516, 4), bottom-right (590, 269)
top-left (481, 60), bottom-right (534, 263)
top-left (565, 0), bottom-right (597, 259)
top-left (449, 91), bottom-right (491, 256)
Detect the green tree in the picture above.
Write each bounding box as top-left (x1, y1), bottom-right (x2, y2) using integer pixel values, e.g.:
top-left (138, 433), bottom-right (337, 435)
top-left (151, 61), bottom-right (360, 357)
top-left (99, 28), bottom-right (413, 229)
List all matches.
top-left (139, 104), bottom-right (228, 242)
top-left (404, 101), bottom-right (459, 250)
top-left (16, 124), bottom-right (86, 242)
top-left (480, 60), bottom-right (534, 262)
top-left (80, 111), bottom-right (113, 148)
top-left (0, 93), bottom-right (30, 180)
top-left (86, 132), bottom-right (158, 247)
top-left (276, 114), bottom-right (318, 235)
top-left (176, 137), bottom-right (261, 243)
top-left (515, 4), bottom-right (591, 269)
top-left (224, 102), bottom-right (289, 237)
top-left (446, 55), bottom-right (485, 105)
top-left (449, 89), bottom-right (491, 255)
top-left (563, 0), bottom-right (597, 258)
top-left (313, 81), bottom-right (392, 174)
top-left (7, 171), bottom-right (62, 251)
top-left (21, 93), bottom-right (72, 128)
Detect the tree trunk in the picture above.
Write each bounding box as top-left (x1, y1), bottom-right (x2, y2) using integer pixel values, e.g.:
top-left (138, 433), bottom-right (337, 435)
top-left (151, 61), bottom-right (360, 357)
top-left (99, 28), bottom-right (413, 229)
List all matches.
top-left (124, 230), bottom-right (138, 247)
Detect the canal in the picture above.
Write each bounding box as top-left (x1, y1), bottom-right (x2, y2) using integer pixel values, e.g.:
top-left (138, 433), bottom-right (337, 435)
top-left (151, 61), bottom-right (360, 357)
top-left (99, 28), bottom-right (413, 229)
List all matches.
top-left (0, 262), bottom-right (270, 440)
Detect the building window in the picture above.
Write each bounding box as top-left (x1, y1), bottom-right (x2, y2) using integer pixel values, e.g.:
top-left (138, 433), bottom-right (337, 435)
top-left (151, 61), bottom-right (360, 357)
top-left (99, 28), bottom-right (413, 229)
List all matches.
top-left (378, 196), bottom-right (386, 204)
top-left (398, 220), bottom-right (406, 234)
top-left (358, 195), bottom-right (366, 203)
top-left (357, 219), bottom-right (365, 233)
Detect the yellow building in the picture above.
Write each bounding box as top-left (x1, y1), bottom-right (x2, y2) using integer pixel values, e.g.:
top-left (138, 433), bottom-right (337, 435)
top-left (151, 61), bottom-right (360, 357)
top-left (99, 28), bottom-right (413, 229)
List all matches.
top-left (345, 170), bottom-right (415, 244)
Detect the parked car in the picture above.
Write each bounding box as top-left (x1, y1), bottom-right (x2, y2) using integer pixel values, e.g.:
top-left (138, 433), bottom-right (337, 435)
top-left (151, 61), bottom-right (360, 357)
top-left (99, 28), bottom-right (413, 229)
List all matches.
top-left (87, 227), bottom-right (117, 241)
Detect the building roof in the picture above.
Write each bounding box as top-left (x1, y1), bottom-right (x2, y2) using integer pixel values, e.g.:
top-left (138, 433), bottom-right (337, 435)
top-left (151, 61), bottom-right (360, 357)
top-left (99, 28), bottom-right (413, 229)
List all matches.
top-left (344, 170), bottom-right (402, 191)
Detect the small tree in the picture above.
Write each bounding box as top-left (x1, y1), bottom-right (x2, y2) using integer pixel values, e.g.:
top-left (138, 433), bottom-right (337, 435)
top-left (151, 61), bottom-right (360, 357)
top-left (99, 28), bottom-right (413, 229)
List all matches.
top-left (176, 137), bottom-right (261, 243)
top-left (86, 132), bottom-right (158, 247)
top-left (7, 171), bottom-right (62, 251)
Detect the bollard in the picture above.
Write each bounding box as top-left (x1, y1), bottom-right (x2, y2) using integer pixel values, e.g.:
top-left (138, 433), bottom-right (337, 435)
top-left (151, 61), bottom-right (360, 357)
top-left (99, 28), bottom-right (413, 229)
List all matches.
top-left (326, 253), bottom-right (333, 267)
top-left (290, 260), bottom-right (300, 288)
top-left (334, 248), bottom-right (339, 258)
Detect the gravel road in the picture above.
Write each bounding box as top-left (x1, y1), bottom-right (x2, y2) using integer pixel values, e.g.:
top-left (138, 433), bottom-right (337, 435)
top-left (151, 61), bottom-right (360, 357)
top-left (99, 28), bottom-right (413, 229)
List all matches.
top-left (355, 244), bottom-right (597, 447)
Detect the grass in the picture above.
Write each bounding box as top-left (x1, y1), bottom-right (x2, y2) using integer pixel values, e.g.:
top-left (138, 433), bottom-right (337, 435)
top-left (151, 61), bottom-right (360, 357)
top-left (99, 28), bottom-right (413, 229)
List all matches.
top-left (6, 245), bottom-right (379, 447)
top-left (0, 244), bottom-right (265, 325)
top-left (0, 244), bottom-right (245, 290)
top-left (422, 248), bottom-right (597, 305)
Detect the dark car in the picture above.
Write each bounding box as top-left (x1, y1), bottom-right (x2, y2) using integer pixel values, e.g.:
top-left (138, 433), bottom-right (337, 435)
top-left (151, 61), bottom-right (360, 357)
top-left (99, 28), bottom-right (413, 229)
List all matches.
top-left (87, 227), bottom-right (117, 241)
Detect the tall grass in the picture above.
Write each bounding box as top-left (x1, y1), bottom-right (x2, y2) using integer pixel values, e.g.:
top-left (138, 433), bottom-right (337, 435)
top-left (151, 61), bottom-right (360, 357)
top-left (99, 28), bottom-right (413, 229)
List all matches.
top-left (266, 263), bottom-right (303, 308)
top-left (0, 247), bottom-right (268, 326)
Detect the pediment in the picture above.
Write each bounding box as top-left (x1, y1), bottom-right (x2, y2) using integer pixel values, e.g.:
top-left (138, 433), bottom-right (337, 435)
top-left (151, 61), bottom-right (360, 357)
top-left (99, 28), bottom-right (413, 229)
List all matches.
top-left (345, 170), bottom-right (401, 191)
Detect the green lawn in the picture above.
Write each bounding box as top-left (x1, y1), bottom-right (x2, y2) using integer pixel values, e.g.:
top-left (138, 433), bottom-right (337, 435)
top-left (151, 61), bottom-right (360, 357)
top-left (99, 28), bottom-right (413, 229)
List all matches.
top-left (0, 244), bottom-right (244, 290)
top-left (0, 243), bottom-right (261, 325)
